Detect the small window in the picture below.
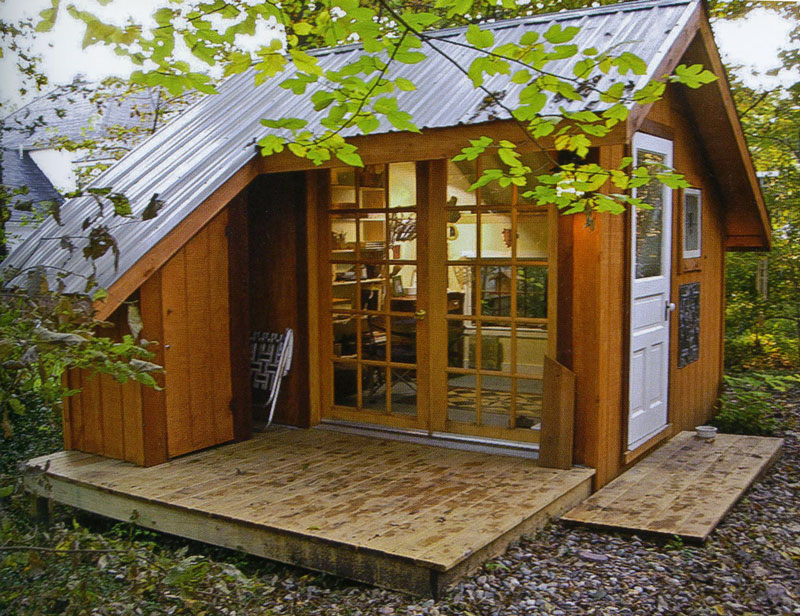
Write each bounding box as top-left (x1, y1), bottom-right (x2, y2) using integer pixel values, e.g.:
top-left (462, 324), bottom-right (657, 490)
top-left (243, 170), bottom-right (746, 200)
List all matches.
top-left (682, 188), bottom-right (702, 259)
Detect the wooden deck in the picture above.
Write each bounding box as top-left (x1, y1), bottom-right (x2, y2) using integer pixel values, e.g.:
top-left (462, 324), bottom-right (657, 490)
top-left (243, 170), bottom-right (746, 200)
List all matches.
top-left (562, 431), bottom-right (783, 542)
top-left (23, 428), bottom-right (594, 596)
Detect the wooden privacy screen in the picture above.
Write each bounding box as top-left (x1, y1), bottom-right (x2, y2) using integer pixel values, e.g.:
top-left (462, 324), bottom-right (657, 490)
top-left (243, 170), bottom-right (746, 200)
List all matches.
top-left (538, 355), bottom-right (575, 469)
top-left (62, 209), bottom-right (236, 465)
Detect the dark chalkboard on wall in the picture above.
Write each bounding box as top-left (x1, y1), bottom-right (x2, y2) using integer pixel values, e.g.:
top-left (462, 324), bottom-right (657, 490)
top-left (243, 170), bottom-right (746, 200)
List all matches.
top-left (678, 282), bottom-right (700, 368)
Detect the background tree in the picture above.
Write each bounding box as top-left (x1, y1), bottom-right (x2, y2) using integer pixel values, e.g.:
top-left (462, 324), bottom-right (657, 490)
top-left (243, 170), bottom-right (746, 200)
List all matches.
top-left (726, 82), bottom-right (800, 368)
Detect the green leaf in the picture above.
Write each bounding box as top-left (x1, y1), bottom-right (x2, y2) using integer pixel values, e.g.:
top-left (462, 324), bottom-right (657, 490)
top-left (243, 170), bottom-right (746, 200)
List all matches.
top-left (386, 110), bottom-right (420, 133)
top-left (288, 143), bottom-right (308, 158)
top-left (600, 82), bottom-right (625, 103)
top-left (530, 119), bottom-right (556, 138)
top-left (436, 0), bottom-right (474, 18)
top-left (544, 24), bottom-right (579, 44)
top-left (224, 52), bottom-right (253, 77)
top-left (293, 22), bottom-right (313, 35)
top-left (36, 0), bottom-right (60, 32)
top-left (511, 69), bottom-right (531, 84)
top-left (466, 24), bottom-right (495, 49)
top-left (633, 81), bottom-right (666, 104)
top-left (336, 147), bottom-right (363, 167)
top-left (573, 58), bottom-right (594, 78)
top-left (548, 44), bottom-right (578, 61)
top-left (356, 115), bottom-right (380, 134)
top-left (671, 63), bottom-right (717, 88)
top-left (258, 134), bottom-right (286, 156)
top-left (395, 77), bottom-right (416, 91)
top-left (254, 50), bottom-right (287, 82)
top-left (498, 148), bottom-right (520, 167)
top-left (260, 117), bottom-right (308, 130)
top-left (613, 52), bottom-right (648, 76)
top-left (309, 91), bottom-right (334, 112)
top-left (656, 172), bottom-right (691, 189)
top-left (403, 11), bottom-right (439, 30)
top-left (601, 102), bottom-right (628, 123)
top-left (290, 49), bottom-right (324, 77)
top-left (394, 50), bottom-right (426, 64)
top-left (520, 31), bottom-right (540, 46)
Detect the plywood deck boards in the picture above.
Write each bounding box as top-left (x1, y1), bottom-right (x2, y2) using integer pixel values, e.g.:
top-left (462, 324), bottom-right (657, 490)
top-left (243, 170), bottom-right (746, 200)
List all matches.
top-left (562, 431), bottom-right (783, 541)
top-left (24, 429), bottom-right (593, 595)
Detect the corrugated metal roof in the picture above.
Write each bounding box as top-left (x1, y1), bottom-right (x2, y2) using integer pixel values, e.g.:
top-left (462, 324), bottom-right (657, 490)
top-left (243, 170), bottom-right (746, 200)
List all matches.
top-left (3, 0), bottom-right (699, 294)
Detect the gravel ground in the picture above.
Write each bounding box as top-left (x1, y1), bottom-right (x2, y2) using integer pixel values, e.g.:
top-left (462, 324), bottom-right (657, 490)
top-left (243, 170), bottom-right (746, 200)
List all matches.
top-left (246, 386), bottom-right (799, 616)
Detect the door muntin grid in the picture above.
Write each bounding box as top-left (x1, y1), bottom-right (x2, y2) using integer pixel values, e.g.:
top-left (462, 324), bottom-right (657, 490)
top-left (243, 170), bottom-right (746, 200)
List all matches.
top-left (444, 154), bottom-right (552, 435)
top-left (329, 163), bottom-right (420, 419)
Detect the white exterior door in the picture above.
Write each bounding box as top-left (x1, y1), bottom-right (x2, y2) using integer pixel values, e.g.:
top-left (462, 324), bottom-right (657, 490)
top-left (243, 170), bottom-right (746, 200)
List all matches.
top-left (628, 133), bottom-right (673, 450)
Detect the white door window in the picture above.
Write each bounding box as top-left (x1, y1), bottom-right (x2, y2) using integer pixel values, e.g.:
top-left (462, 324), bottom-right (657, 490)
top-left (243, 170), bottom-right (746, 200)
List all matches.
top-left (628, 133), bottom-right (674, 450)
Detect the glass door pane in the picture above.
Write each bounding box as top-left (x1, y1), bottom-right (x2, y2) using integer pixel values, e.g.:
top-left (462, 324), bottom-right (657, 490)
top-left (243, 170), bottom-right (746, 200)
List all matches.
top-left (441, 155), bottom-right (552, 443)
top-left (326, 164), bottom-right (422, 428)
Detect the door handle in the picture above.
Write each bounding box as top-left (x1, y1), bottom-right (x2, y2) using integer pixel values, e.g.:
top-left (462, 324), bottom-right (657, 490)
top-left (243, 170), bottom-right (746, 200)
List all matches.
top-left (665, 301), bottom-right (676, 320)
top-left (415, 309), bottom-right (427, 320)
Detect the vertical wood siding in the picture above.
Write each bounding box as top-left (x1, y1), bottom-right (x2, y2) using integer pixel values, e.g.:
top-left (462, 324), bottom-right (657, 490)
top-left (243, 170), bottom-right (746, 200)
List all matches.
top-left (570, 145), bottom-right (627, 488)
top-left (63, 208), bottom-right (236, 463)
top-left (247, 172), bottom-right (310, 428)
top-left (160, 209), bottom-right (235, 457)
top-left (571, 86), bottom-right (727, 488)
top-left (63, 309), bottom-right (145, 465)
top-left (647, 91), bottom-right (726, 433)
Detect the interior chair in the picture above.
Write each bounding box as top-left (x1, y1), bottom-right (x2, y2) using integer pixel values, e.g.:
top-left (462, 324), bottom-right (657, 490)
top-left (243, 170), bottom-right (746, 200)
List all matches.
top-left (363, 315), bottom-right (417, 400)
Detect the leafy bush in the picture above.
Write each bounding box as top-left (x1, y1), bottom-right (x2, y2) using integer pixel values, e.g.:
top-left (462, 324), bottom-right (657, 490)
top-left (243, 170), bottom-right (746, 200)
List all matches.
top-left (0, 392), bottom-right (62, 477)
top-left (0, 270), bottom-right (162, 443)
top-left (725, 332), bottom-right (795, 372)
top-left (711, 373), bottom-right (798, 436)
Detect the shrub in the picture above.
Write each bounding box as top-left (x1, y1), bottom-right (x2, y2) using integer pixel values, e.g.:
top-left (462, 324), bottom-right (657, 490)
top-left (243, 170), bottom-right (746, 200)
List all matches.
top-left (711, 373), bottom-right (798, 436)
top-left (725, 333), bottom-right (794, 372)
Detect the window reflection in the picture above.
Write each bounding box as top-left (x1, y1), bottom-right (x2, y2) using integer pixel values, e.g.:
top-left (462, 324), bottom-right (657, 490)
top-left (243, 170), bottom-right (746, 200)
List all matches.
top-left (635, 149), bottom-right (665, 279)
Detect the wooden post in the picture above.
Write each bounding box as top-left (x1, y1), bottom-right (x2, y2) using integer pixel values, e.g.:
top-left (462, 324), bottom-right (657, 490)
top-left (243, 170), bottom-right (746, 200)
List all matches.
top-left (30, 494), bottom-right (52, 523)
top-left (538, 355), bottom-right (575, 469)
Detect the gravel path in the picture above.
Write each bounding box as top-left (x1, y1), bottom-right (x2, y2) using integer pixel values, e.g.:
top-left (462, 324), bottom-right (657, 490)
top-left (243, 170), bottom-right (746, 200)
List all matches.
top-left (251, 386), bottom-right (799, 616)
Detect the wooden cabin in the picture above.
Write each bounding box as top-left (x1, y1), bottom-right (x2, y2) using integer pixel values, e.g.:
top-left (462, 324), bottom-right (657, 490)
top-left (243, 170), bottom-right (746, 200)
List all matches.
top-left (8, 0), bottom-right (769, 493)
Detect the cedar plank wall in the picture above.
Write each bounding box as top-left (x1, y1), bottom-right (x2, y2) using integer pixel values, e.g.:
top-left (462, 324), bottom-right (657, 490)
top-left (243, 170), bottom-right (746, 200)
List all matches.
top-left (63, 308), bottom-right (145, 465)
top-left (65, 209), bottom-right (237, 463)
top-left (571, 86), bottom-right (726, 488)
top-left (646, 89), bottom-right (726, 432)
top-left (570, 145), bottom-right (627, 489)
top-left (247, 172), bottom-right (310, 428)
top-left (158, 208), bottom-right (235, 457)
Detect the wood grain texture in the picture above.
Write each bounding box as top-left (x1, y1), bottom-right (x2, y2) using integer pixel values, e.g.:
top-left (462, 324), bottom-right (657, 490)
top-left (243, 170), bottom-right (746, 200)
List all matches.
top-left (157, 209), bottom-right (235, 458)
top-left (62, 308), bottom-right (147, 460)
top-left (305, 171), bottom-right (323, 426)
top-left (538, 356), bottom-right (575, 469)
top-left (227, 192), bottom-right (252, 441)
top-left (139, 271), bottom-right (169, 466)
top-left (639, 89), bottom-right (728, 455)
top-left (94, 159), bottom-right (262, 321)
top-left (562, 431), bottom-right (783, 541)
top-left (571, 144), bottom-right (626, 488)
top-left (161, 247), bottom-right (192, 457)
top-left (248, 172), bottom-right (310, 428)
top-left (24, 428), bottom-right (593, 596)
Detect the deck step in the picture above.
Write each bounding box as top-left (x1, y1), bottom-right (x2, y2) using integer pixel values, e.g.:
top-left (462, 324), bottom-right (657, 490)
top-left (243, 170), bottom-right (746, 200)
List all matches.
top-left (562, 431), bottom-right (783, 542)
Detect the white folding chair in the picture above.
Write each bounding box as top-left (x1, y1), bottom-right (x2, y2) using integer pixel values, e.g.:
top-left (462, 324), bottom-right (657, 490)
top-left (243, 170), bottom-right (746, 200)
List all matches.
top-left (249, 328), bottom-right (294, 428)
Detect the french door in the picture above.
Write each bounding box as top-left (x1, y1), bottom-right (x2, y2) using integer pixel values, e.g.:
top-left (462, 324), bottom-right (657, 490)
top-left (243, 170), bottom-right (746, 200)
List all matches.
top-left (628, 133), bottom-right (673, 450)
top-left (321, 156), bottom-right (556, 444)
